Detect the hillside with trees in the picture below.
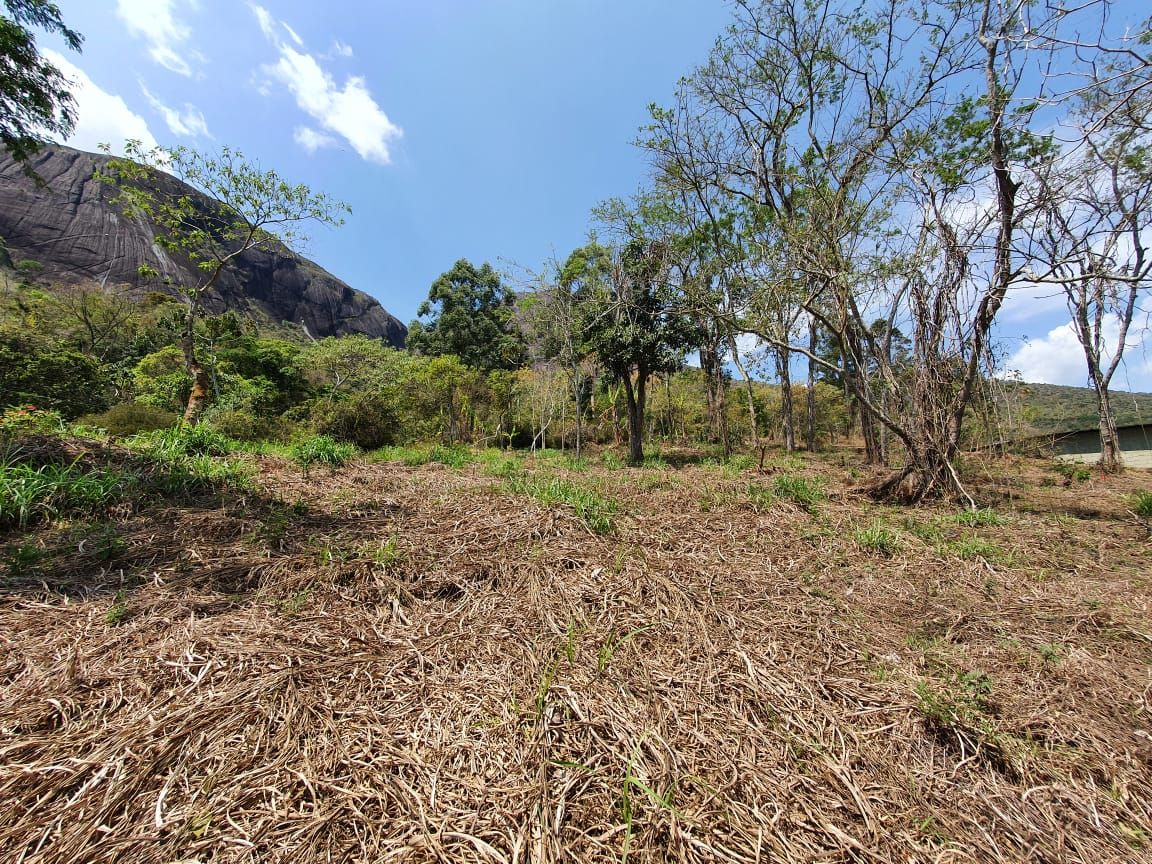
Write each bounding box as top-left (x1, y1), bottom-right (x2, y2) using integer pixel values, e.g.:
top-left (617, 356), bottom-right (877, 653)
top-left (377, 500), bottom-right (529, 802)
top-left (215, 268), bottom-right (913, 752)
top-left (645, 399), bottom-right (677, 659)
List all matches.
top-left (1, 1), bottom-right (1151, 863)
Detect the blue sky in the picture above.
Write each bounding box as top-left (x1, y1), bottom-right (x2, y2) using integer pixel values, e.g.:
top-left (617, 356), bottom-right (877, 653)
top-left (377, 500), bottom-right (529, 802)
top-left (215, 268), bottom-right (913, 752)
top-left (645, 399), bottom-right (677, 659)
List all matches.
top-left (35, 1), bottom-right (1152, 392)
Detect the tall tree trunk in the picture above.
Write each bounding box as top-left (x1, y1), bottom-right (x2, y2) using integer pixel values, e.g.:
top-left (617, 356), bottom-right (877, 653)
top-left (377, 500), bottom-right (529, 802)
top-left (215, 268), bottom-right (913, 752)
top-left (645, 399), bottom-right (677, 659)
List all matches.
top-left (729, 334), bottom-right (759, 448)
top-left (776, 347), bottom-right (795, 452)
top-left (1093, 378), bottom-right (1122, 472)
top-left (572, 369), bottom-right (584, 458)
top-left (805, 318), bottom-right (818, 452)
top-left (701, 341), bottom-right (731, 457)
top-left (622, 371), bottom-right (647, 465)
top-left (180, 304), bottom-right (210, 425)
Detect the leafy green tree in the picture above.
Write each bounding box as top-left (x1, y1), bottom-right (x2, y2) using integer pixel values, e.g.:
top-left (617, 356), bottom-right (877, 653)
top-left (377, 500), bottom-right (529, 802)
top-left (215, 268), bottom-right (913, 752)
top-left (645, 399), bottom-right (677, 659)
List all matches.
top-left (0, 0), bottom-right (82, 162)
top-left (407, 259), bottom-right (525, 372)
top-left (98, 141), bottom-right (348, 424)
top-left (574, 240), bottom-right (697, 464)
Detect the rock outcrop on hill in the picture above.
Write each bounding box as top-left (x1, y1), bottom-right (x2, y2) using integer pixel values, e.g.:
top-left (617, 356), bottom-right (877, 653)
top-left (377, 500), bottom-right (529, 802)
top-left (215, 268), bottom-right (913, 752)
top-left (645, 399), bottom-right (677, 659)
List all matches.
top-left (0, 145), bottom-right (406, 346)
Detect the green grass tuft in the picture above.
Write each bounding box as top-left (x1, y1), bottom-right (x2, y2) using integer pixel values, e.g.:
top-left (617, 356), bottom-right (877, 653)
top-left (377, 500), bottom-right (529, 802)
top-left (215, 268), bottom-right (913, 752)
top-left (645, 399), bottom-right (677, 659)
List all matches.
top-left (771, 473), bottom-right (826, 513)
top-left (290, 436), bottom-right (358, 473)
top-left (854, 521), bottom-right (900, 555)
top-left (504, 473), bottom-right (617, 534)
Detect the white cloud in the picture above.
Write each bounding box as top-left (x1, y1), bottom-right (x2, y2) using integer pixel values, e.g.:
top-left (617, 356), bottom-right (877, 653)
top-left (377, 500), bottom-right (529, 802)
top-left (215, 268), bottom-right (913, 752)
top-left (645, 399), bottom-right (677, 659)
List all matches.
top-left (250, 3), bottom-right (276, 40)
top-left (1006, 314), bottom-right (1152, 391)
top-left (282, 23), bottom-right (304, 47)
top-left (250, 4), bottom-right (401, 164)
top-left (43, 50), bottom-right (158, 154)
top-left (332, 40), bottom-right (354, 58)
top-left (293, 126), bottom-right (337, 153)
top-left (1000, 281), bottom-right (1070, 324)
top-left (140, 84), bottom-right (211, 138)
top-left (116, 0), bottom-right (200, 77)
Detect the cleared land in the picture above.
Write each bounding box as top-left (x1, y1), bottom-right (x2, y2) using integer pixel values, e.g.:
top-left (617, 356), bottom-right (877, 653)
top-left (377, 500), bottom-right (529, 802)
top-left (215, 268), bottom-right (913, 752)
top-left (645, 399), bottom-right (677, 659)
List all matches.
top-left (2, 443), bottom-right (1151, 863)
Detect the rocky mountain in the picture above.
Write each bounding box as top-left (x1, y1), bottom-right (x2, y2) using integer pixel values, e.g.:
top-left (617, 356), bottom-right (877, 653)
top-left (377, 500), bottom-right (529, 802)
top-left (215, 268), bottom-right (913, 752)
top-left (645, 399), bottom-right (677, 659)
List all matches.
top-left (0, 145), bottom-right (406, 347)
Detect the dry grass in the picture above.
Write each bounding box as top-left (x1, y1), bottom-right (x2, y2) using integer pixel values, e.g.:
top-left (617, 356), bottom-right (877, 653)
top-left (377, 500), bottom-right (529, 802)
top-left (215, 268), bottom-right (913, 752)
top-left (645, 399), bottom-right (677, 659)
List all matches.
top-left (1, 445), bottom-right (1150, 863)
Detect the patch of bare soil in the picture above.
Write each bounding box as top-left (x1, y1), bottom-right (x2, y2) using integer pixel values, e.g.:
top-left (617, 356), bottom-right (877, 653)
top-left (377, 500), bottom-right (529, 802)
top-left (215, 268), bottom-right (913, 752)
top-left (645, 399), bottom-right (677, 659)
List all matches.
top-left (1, 450), bottom-right (1150, 862)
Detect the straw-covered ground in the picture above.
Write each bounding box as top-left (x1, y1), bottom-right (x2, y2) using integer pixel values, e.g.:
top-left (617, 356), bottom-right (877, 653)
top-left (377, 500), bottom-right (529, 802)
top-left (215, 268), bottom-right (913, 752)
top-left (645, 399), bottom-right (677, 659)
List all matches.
top-left (2, 441), bottom-right (1150, 863)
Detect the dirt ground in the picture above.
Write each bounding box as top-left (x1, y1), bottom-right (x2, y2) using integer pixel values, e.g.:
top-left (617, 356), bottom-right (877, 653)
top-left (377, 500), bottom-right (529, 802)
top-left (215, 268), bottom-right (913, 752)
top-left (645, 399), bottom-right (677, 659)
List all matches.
top-left (2, 447), bottom-right (1150, 863)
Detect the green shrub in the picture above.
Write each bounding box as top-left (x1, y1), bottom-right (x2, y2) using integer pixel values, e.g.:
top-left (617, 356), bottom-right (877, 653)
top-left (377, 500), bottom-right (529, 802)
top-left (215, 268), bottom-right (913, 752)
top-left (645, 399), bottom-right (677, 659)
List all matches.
top-left (0, 333), bottom-right (107, 418)
top-left (79, 402), bottom-right (178, 437)
top-left (307, 392), bottom-right (398, 450)
top-left (0, 405), bottom-right (64, 437)
top-left (290, 435), bottom-right (358, 473)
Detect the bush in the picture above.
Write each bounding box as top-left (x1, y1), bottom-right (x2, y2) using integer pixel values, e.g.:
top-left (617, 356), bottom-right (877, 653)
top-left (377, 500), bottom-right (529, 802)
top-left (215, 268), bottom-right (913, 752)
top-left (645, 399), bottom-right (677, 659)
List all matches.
top-left (0, 405), bottom-right (64, 437)
top-left (307, 392), bottom-right (398, 450)
top-left (0, 332), bottom-right (107, 418)
top-left (80, 402), bottom-right (179, 437)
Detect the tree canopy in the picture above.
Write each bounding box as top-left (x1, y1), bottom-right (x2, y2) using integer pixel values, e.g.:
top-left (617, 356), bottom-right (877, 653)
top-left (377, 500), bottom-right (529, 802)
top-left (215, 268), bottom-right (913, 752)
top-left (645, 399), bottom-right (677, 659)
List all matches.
top-left (407, 259), bottom-right (525, 372)
top-left (0, 0), bottom-right (82, 162)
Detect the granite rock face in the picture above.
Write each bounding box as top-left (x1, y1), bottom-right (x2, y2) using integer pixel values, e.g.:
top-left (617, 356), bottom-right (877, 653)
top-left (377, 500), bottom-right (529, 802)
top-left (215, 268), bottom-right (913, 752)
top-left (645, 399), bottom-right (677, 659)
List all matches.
top-left (0, 145), bottom-right (406, 346)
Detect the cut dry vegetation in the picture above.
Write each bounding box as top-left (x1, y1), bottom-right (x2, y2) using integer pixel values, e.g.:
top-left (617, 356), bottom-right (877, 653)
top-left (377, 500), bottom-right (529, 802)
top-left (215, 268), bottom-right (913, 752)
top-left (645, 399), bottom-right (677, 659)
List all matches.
top-left (1, 442), bottom-right (1150, 863)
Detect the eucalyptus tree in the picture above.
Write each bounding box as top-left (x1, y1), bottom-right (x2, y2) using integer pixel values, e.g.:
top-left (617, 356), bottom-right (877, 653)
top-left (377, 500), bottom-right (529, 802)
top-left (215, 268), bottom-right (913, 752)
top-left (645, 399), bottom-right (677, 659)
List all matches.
top-left (99, 141), bottom-right (349, 424)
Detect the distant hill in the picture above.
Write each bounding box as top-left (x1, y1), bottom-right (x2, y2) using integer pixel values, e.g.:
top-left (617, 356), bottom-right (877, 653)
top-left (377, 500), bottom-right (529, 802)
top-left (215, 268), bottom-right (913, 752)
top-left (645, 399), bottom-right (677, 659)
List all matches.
top-left (999, 381), bottom-right (1152, 436)
top-left (0, 145), bottom-right (407, 346)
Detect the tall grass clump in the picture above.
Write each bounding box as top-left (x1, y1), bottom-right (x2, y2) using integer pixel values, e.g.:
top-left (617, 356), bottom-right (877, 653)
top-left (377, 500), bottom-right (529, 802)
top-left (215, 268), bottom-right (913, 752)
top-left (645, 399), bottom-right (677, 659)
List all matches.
top-left (1130, 490), bottom-right (1152, 520)
top-left (955, 507), bottom-right (1006, 527)
top-left (1130, 490), bottom-right (1152, 534)
top-left (290, 435), bottom-right (358, 474)
top-left (131, 424), bottom-right (236, 459)
top-left (854, 521), bottom-right (900, 556)
top-left (0, 458), bottom-right (131, 529)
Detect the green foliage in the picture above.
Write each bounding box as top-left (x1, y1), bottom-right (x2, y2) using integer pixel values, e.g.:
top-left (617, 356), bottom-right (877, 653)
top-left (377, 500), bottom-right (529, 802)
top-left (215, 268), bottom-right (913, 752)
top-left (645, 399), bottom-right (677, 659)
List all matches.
top-left (0, 457), bottom-right (131, 529)
top-left (407, 259), bottom-right (525, 372)
top-left (132, 424), bottom-right (236, 459)
top-left (0, 331), bottom-right (107, 417)
top-left (854, 521), bottom-right (900, 555)
top-left (0, 404), bottom-right (63, 436)
top-left (105, 590), bottom-right (130, 626)
top-left (132, 346), bottom-right (191, 412)
top-left (771, 474), bottom-right (826, 513)
top-left (359, 535), bottom-right (405, 569)
top-left (504, 473), bottom-right (617, 534)
top-left (1127, 490), bottom-right (1152, 520)
top-left (0, 0), bottom-right (83, 161)
top-left (947, 536), bottom-right (1002, 561)
top-left (1053, 461), bottom-right (1092, 483)
top-left (306, 391), bottom-right (397, 449)
top-left (79, 402), bottom-right (178, 437)
top-left (290, 435), bottom-right (358, 473)
top-left (914, 671), bottom-right (994, 733)
top-left (954, 507), bottom-right (1006, 527)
